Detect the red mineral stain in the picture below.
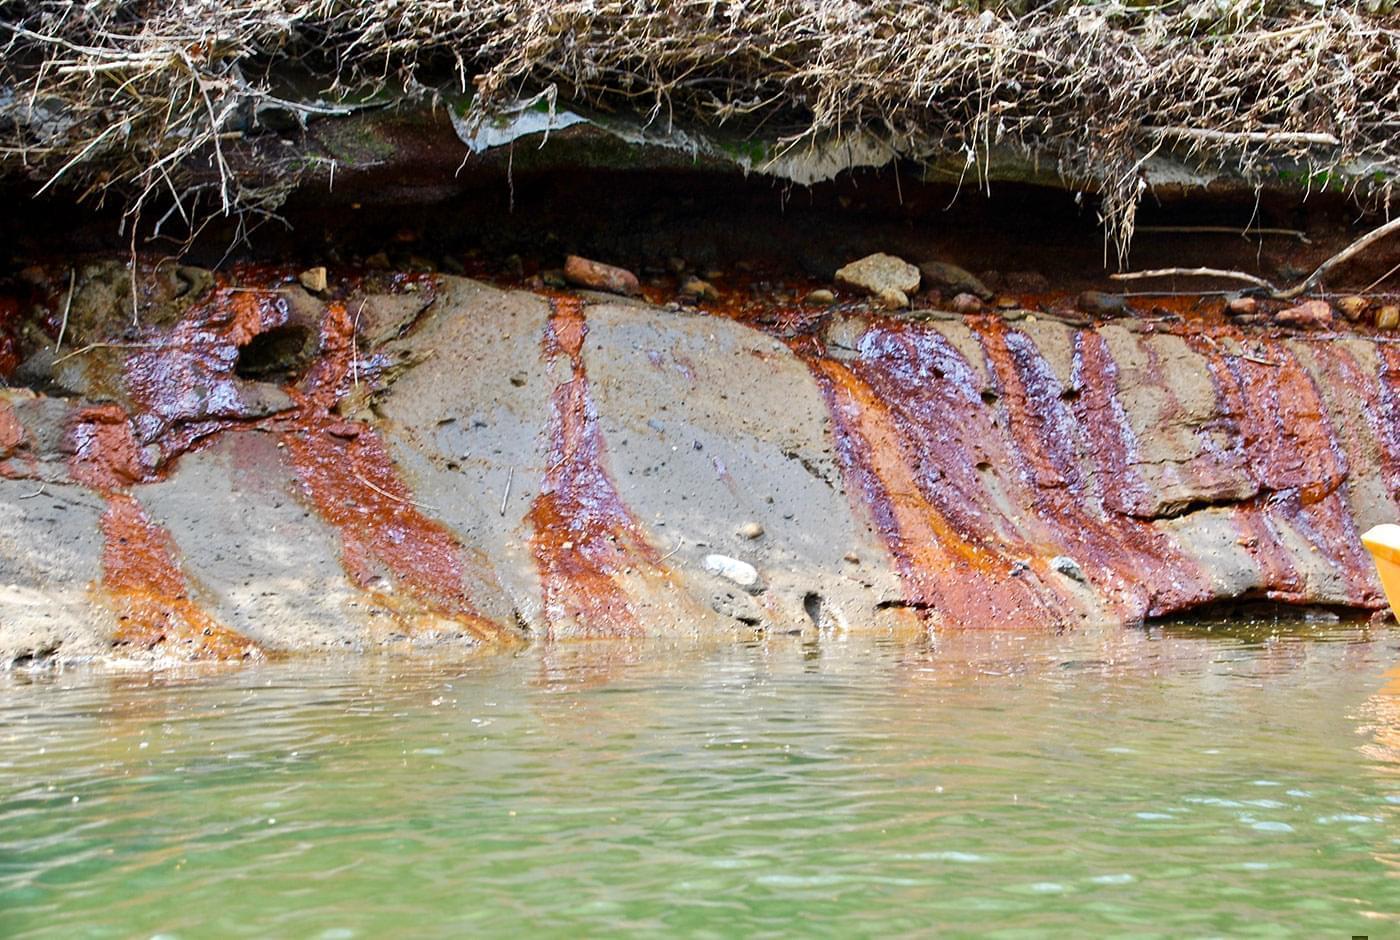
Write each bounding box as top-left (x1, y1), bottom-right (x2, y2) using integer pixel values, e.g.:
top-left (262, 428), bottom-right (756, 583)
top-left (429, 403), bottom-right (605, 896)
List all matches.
top-left (0, 296), bottom-right (22, 379)
top-left (121, 282), bottom-right (290, 459)
top-left (0, 397), bottom-right (24, 457)
top-left (1191, 333), bottom-right (1378, 605)
top-left (1376, 345), bottom-right (1400, 504)
top-left (806, 331), bottom-right (1073, 629)
top-left (278, 299), bottom-right (508, 641)
top-left (99, 494), bottom-right (257, 659)
top-left (972, 317), bottom-right (1215, 618)
top-left (526, 294), bottom-right (665, 637)
top-left (64, 406), bottom-right (258, 659)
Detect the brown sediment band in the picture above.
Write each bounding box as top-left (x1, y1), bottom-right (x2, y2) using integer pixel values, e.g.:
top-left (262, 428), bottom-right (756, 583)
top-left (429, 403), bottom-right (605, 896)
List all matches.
top-left (527, 294), bottom-right (667, 638)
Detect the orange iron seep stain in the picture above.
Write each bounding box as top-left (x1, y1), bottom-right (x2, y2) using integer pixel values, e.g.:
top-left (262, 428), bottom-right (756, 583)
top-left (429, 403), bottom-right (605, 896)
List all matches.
top-left (527, 294), bottom-right (664, 638)
top-left (65, 406), bottom-right (259, 660)
top-left (278, 300), bottom-right (509, 643)
top-left (807, 351), bottom-right (1071, 629)
top-left (99, 494), bottom-right (258, 660)
top-left (973, 318), bottom-right (1216, 619)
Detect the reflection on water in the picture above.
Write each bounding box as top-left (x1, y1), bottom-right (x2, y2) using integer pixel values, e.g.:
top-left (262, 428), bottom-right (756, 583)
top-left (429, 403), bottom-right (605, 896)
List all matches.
top-left (3, 621), bottom-right (1400, 937)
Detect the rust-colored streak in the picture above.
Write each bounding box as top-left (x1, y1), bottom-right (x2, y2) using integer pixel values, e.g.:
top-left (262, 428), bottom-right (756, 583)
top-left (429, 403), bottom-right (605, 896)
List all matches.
top-left (1377, 345), bottom-right (1400, 506)
top-left (62, 405), bottom-right (258, 658)
top-left (527, 294), bottom-right (663, 637)
top-left (0, 397), bottom-right (24, 457)
top-left (280, 300), bottom-right (506, 641)
top-left (66, 403), bottom-right (153, 490)
top-left (98, 494), bottom-right (257, 659)
top-left (0, 296), bottom-right (21, 379)
top-left (974, 319), bottom-right (1215, 618)
top-left (286, 323), bottom-right (495, 634)
top-left (280, 412), bottom-right (499, 638)
top-left (1193, 334), bottom-right (1377, 605)
top-left (808, 346), bottom-right (1071, 629)
top-left (1069, 331), bottom-right (1157, 517)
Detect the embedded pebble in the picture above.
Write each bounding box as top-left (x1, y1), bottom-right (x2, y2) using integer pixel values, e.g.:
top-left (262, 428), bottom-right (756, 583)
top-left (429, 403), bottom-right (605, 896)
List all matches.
top-left (738, 522), bottom-right (764, 540)
top-left (703, 554), bottom-right (759, 588)
top-left (298, 266), bottom-right (328, 293)
top-left (564, 255), bottom-right (640, 296)
top-left (1226, 296), bottom-right (1258, 317)
top-left (1275, 299), bottom-right (1333, 330)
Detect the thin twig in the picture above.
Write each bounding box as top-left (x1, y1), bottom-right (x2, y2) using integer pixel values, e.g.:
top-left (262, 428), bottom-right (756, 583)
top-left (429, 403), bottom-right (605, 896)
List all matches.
top-left (17, 483), bottom-right (47, 499)
top-left (499, 466), bottom-right (513, 517)
top-left (1145, 126), bottom-right (1341, 147)
top-left (1362, 259), bottom-right (1400, 294)
top-left (353, 472), bottom-right (436, 511)
top-left (51, 341), bottom-right (161, 365)
top-left (1136, 225), bottom-right (1311, 244)
top-left (55, 267), bottom-right (75, 352)
top-left (1278, 216), bottom-right (1400, 300)
top-left (351, 300), bottom-right (365, 388)
top-left (1110, 268), bottom-right (1277, 291)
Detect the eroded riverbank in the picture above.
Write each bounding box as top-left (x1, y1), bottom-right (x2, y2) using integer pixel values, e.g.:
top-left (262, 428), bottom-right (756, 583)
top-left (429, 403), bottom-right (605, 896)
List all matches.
top-left (1, 245), bottom-right (1398, 664)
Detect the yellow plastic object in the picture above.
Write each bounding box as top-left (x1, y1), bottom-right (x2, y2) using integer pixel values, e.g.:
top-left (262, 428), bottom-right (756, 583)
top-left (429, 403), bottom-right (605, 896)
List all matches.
top-left (1361, 524), bottom-right (1400, 618)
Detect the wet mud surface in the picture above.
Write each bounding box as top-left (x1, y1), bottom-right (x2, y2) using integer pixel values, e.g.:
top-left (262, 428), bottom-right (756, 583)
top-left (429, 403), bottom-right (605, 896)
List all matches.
top-left (0, 256), bottom-right (1397, 665)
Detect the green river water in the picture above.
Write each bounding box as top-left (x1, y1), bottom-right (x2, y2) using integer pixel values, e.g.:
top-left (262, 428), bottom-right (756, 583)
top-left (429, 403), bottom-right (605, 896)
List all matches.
top-left (3, 621), bottom-right (1400, 938)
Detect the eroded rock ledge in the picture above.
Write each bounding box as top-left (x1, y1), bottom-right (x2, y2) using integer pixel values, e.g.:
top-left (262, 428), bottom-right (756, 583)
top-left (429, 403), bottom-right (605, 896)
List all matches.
top-left (1, 269), bottom-right (1396, 665)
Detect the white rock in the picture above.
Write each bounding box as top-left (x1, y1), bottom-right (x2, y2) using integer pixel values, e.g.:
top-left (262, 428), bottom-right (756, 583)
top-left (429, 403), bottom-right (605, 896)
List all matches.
top-left (703, 553), bottom-right (759, 588)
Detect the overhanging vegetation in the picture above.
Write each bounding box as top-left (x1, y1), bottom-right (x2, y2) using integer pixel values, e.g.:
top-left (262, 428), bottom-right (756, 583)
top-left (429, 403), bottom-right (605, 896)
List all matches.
top-left (2, 0), bottom-right (1398, 256)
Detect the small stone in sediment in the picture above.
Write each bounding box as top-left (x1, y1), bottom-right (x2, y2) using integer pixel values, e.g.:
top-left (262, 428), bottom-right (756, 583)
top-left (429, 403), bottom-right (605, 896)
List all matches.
top-left (1275, 299), bottom-right (1333, 329)
top-left (995, 296), bottom-right (1018, 309)
top-left (298, 266), bottom-right (328, 293)
top-left (835, 253), bottom-right (920, 308)
top-left (738, 522), bottom-right (764, 540)
top-left (1051, 555), bottom-right (1086, 583)
top-left (876, 288), bottom-right (909, 309)
top-left (805, 289), bottom-right (836, 305)
top-left (1377, 305), bottom-right (1400, 330)
top-left (1076, 291), bottom-right (1128, 316)
top-left (541, 269), bottom-right (567, 288)
top-left (703, 553), bottom-right (760, 590)
top-left (917, 260), bottom-right (993, 300)
top-left (564, 255), bottom-right (641, 296)
top-left (1226, 296), bottom-right (1258, 317)
top-left (679, 276), bottom-right (719, 302)
top-left (843, 551), bottom-right (860, 564)
top-left (950, 292), bottom-right (984, 314)
top-left (1336, 295), bottom-right (1368, 321)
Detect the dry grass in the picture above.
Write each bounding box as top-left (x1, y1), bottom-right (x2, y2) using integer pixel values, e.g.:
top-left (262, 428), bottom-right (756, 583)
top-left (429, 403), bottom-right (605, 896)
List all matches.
top-left (2, 0), bottom-right (1399, 258)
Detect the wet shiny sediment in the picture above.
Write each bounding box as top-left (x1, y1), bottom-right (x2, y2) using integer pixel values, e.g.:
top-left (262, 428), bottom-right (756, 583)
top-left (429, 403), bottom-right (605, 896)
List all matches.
top-left (0, 269), bottom-right (1397, 663)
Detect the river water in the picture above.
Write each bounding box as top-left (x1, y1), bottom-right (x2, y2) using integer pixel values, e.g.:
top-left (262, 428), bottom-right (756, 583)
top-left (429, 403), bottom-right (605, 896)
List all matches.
top-left (3, 621), bottom-right (1400, 937)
